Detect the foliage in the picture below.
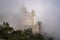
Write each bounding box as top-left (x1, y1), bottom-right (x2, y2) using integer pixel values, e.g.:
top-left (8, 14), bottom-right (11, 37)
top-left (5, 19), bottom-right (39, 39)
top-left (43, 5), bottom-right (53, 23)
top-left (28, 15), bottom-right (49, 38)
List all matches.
top-left (0, 22), bottom-right (53, 40)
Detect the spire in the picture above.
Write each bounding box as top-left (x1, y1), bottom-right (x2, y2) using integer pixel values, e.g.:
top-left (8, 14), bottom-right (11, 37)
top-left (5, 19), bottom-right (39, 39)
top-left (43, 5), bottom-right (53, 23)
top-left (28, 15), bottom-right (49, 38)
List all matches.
top-left (31, 10), bottom-right (35, 16)
top-left (20, 4), bottom-right (27, 12)
top-left (31, 9), bottom-right (36, 26)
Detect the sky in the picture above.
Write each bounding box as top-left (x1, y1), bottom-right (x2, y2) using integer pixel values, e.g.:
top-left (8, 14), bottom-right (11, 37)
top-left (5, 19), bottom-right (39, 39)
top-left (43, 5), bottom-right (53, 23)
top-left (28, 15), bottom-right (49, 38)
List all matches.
top-left (0, 0), bottom-right (60, 40)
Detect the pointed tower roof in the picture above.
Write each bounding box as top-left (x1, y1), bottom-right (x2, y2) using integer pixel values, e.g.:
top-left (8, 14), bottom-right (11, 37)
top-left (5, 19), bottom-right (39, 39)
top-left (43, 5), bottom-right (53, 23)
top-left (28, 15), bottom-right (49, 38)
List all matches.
top-left (31, 10), bottom-right (35, 16)
top-left (20, 4), bottom-right (27, 12)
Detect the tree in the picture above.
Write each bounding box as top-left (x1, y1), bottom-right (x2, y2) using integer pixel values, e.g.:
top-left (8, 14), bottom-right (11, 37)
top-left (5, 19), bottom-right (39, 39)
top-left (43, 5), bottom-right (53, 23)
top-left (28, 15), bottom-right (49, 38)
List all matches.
top-left (0, 22), bottom-right (13, 40)
top-left (0, 22), bottom-right (46, 40)
top-left (34, 33), bottom-right (45, 40)
top-left (24, 28), bottom-right (33, 35)
top-left (48, 37), bottom-right (53, 40)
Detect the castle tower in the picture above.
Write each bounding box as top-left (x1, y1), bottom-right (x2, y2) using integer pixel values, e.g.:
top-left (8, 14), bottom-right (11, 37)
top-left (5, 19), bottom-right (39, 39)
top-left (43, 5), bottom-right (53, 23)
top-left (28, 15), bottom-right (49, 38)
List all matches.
top-left (31, 10), bottom-right (36, 26)
top-left (31, 10), bottom-right (36, 32)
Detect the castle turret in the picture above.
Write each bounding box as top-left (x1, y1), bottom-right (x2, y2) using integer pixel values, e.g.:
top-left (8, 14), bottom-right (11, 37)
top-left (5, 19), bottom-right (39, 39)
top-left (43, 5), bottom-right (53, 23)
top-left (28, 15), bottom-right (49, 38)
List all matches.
top-left (31, 10), bottom-right (37, 32)
top-left (31, 10), bottom-right (36, 25)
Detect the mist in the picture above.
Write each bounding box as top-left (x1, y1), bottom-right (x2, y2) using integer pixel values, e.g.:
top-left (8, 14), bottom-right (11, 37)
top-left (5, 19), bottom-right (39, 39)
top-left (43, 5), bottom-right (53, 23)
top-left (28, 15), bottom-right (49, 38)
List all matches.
top-left (0, 0), bottom-right (60, 40)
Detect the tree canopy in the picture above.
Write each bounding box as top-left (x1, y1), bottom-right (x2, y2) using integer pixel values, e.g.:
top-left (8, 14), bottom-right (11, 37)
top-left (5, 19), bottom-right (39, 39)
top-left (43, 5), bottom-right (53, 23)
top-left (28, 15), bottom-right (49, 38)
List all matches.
top-left (0, 22), bottom-right (53, 40)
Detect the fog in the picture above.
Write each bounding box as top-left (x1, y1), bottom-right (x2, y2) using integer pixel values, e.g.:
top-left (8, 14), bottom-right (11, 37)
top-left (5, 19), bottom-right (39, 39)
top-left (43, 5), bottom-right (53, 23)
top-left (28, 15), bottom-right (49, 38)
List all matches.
top-left (0, 0), bottom-right (60, 40)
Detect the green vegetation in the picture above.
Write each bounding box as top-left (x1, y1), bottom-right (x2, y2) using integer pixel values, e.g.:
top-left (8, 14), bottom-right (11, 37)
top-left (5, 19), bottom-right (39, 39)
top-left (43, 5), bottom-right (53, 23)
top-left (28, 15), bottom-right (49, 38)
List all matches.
top-left (0, 22), bottom-right (53, 40)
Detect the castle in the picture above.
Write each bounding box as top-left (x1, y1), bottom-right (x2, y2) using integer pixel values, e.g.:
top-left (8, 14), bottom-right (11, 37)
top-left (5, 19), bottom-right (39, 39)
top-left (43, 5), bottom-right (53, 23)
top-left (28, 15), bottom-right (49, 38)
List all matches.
top-left (0, 5), bottom-right (41, 33)
top-left (18, 5), bottom-right (39, 32)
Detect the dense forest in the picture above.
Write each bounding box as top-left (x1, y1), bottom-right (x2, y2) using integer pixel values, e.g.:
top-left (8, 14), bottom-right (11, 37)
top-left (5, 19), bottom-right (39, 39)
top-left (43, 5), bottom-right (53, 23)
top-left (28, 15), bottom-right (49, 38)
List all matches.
top-left (0, 22), bottom-right (53, 40)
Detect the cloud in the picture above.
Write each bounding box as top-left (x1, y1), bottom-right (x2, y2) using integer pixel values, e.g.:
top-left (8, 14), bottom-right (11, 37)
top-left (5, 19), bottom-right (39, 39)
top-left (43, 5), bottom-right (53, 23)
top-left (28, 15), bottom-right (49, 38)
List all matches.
top-left (0, 0), bottom-right (60, 39)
